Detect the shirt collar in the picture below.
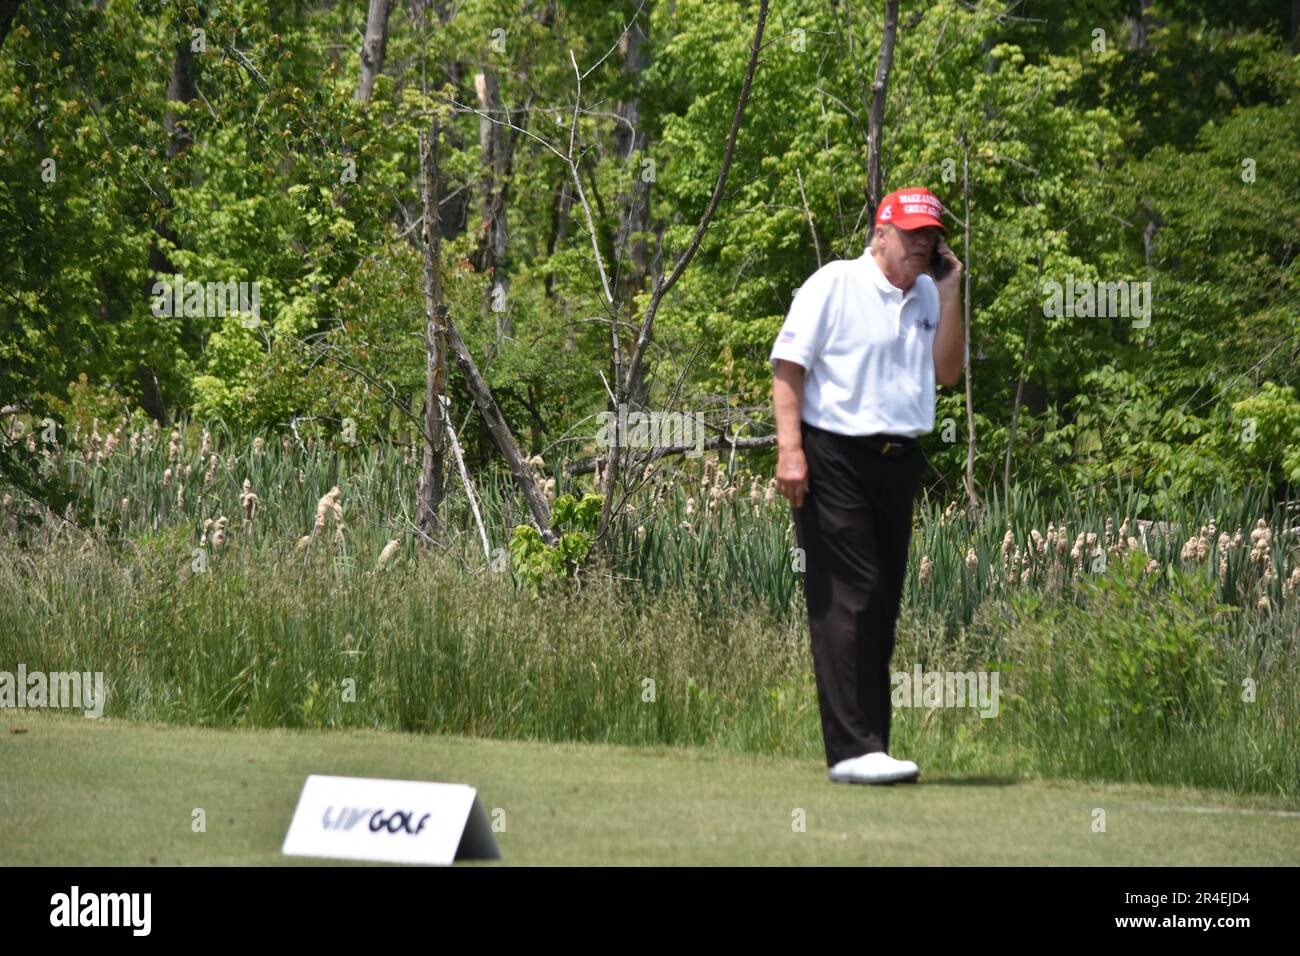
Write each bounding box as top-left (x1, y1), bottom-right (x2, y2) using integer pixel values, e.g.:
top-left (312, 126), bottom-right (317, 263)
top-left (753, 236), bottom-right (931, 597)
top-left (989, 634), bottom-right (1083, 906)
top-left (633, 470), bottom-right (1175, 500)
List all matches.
top-left (862, 249), bottom-right (919, 301)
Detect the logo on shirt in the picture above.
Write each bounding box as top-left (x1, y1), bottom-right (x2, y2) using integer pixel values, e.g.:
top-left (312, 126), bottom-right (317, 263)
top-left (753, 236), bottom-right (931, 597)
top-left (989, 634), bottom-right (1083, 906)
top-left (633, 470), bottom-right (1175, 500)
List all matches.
top-left (917, 316), bottom-right (936, 332)
top-left (778, 330), bottom-right (796, 343)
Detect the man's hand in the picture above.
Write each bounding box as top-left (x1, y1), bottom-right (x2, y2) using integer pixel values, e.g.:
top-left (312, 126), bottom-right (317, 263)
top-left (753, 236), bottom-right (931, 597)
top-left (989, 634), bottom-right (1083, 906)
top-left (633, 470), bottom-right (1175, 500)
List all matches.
top-left (934, 238), bottom-right (963, 297)
top-left (932, 240), bottom-right (964, 387)
top-left (772, 359), bottom-right (810, 507)
top-left (776, 446), bottom-right (810, 508)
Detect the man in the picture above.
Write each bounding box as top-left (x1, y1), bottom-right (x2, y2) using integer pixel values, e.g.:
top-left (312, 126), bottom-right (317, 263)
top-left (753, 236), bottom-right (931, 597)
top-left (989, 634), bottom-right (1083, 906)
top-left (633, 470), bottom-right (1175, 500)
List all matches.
top-left (769, 187), bottom-right (963, 785)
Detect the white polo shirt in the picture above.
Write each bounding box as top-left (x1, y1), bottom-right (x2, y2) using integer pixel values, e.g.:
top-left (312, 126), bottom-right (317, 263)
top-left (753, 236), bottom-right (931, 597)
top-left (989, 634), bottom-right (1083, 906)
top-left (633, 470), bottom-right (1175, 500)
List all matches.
top-left (769, 249), bottom-right (940, 438)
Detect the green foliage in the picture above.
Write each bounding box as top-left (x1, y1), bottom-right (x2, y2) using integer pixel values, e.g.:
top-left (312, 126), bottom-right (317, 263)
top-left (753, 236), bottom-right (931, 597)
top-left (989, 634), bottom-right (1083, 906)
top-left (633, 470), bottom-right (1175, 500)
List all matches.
top-left (1230, 382), bottom-right (1300, 483)
top-left (1011, 551), bottom-right (1232, 735)
top-left (508, 493), bottom-right (604, 588)
top-left (1, 0), bottom-right (1298, 507)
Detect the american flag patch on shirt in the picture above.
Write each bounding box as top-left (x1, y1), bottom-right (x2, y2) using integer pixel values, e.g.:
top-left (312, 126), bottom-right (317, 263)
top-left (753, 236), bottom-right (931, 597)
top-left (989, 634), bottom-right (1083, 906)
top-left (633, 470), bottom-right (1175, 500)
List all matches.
top-left (778, 330), bottom-right (796, 343)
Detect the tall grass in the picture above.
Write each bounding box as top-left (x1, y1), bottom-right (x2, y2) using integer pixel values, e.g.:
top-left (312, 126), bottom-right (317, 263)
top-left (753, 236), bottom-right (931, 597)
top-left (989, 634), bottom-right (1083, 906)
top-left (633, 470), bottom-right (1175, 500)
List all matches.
top-left (2, 419), bottom-right (1298, 798)
top-left (11, 418), bottom-right (1298, 636)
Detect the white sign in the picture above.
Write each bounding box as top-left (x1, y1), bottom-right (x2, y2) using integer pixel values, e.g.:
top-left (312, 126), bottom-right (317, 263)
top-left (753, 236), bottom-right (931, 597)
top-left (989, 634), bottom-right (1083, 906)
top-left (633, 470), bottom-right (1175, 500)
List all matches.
top-left (282, 774), bottom-right (501, 865)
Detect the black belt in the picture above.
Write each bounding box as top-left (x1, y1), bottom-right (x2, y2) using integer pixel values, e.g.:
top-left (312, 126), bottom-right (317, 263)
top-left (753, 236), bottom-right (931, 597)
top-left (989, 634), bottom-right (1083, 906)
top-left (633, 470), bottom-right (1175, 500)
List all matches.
top-left (859, 433), bottom-right (919, 456)
top-left (802, 422), bottom-right (919, 456)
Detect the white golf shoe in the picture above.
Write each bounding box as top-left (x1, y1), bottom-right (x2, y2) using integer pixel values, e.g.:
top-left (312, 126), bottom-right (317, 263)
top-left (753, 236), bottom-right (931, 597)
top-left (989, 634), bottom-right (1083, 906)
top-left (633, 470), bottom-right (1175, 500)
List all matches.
top-left (828, 751), bottom-right (920, 785)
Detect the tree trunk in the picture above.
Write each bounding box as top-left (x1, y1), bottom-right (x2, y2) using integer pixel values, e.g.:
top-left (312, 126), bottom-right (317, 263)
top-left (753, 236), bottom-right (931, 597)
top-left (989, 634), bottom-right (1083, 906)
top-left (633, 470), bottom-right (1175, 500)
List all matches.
top-left (0, 0), bottom-right (21, 51)
top-left (355, 0), bottom-right (390, 103)
top-left (443, 315), bottom-right (556, 545)
top-left (473, 69), bottom-right (514, 339)
top-left (960, 131), bottom-right (980, 512)
top-left (614, 18), bottom-right (652, 410)
top-left (164, 39), bottom-right (197, 158)
top-left (139, 36), bottom-right (200, 424)
top-left (865, 0), bottom-right (899, 225)
top-left (413, 0), bottom-right (469, 242)
top-left (1130, 0), bottom-right (1159, 53)
top-left (417, 127), bottom-right (448, 541)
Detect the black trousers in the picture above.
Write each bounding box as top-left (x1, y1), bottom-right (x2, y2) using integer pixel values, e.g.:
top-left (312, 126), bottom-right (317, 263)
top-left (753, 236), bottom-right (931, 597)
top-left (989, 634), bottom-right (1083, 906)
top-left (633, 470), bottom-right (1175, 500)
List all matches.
top-left (791, 421), bottom-right (927, 767)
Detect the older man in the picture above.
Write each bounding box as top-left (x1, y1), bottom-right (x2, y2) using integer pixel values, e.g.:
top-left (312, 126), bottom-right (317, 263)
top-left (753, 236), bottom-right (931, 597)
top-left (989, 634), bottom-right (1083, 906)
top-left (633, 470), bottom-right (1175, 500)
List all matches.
top-left (769, 187), bottom-right (963, 785)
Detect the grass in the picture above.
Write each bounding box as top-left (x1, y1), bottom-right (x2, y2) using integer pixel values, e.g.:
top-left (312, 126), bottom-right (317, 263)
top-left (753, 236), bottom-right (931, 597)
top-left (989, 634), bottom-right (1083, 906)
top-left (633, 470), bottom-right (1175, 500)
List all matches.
top-left (3, 420), bottom-right (1299, 803)
top-left (3, 711), bottom-right (1298, 866)
top-left (2, 533), bottom-right (1298, 799)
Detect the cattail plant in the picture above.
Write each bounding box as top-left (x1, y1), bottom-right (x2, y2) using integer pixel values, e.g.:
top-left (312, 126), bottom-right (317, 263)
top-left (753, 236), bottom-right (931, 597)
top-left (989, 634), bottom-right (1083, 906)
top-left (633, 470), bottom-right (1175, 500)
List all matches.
top-left (376, 538), bottom-right (401, 569)
top-left (311, 485), bottom-right (345, 540)
top-left (1286, 566), bottom-right (1300, 599)
top-left (1249, 519), bottom-right (1271, 565)
top-left (240, 479), bottom-right (258, 525)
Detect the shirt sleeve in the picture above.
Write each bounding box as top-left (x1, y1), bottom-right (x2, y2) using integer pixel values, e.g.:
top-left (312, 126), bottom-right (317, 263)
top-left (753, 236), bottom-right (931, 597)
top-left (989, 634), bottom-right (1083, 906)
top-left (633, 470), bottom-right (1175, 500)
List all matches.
top-left (769, 263), bottom-right (840, 371)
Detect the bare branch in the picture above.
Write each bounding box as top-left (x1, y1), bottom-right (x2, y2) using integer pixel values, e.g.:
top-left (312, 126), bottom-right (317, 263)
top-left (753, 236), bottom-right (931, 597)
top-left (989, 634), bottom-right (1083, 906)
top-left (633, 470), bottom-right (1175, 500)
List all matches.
top-left (567, 434), bottom-right (777, 476)
top-left (796, 168), bottom-right (823, 268)
top-left (580, 0), bottom-right (649, 81)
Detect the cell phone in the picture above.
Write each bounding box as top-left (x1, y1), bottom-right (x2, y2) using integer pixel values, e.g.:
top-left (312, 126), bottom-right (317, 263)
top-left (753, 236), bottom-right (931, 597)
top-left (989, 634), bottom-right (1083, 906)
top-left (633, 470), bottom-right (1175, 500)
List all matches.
top-left (931, 241), bottom-right (952, 281)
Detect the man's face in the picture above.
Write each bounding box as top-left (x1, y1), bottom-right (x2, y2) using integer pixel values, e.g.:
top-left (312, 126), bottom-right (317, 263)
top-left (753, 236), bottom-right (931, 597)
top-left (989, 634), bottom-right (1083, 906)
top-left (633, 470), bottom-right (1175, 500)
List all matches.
top-left (875, 223), bottom-right (942, 286)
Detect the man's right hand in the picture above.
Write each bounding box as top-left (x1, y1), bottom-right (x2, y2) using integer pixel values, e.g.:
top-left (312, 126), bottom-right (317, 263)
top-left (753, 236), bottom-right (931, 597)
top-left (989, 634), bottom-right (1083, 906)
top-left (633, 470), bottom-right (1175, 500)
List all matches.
top-left (776, 446), bottom-right (810, 508)
top-left (772, 359), bottom-right (810, 508)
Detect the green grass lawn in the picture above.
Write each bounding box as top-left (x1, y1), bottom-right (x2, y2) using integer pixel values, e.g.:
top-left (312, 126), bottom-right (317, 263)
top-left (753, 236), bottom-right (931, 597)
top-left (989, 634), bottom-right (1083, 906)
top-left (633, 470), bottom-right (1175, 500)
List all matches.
top-left (2, 711), bottom-right (1298, 866)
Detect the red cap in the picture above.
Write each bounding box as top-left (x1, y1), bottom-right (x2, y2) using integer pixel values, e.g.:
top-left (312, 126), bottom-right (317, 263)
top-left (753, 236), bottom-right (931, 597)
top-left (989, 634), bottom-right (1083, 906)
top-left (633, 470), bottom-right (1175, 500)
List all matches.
top-left (875, 188), bottom-right (948, 234)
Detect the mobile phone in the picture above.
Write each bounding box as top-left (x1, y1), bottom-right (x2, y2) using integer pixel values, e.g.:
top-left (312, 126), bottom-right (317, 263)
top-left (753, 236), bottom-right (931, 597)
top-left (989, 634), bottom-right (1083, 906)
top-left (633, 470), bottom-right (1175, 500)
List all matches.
top-left (931, 241), bottom-right (952, 281)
